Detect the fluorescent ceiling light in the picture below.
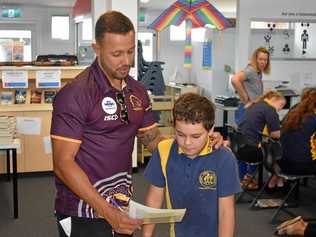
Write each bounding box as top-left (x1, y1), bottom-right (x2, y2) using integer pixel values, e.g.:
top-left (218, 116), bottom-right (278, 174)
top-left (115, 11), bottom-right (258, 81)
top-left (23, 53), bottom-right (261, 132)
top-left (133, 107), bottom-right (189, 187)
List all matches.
top-left (140, 0), bottom-right (150, 3)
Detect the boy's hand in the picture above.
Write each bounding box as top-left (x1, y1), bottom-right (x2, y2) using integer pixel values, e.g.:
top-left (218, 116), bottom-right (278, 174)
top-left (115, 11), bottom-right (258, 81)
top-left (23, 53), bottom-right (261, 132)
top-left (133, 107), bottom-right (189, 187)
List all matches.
top-left (210, 132), bottom-right (224, 149)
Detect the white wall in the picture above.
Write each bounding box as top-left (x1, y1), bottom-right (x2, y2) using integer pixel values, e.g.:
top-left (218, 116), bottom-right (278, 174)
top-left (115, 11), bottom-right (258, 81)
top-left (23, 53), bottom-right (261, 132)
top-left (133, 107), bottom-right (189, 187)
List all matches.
top-left (0, 5), bottom-right (75, 59)
top-left (145, 9), bottom-right (235, 94)
top-left (235, 0), bottom-right (316, 91)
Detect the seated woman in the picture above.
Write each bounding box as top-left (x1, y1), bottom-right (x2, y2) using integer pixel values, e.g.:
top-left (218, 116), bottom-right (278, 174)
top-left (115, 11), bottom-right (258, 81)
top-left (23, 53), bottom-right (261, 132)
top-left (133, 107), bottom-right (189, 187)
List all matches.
top-left (277, 87), bottom-right (316, 176)
top-left (238, 91), bottom-right (286, 189)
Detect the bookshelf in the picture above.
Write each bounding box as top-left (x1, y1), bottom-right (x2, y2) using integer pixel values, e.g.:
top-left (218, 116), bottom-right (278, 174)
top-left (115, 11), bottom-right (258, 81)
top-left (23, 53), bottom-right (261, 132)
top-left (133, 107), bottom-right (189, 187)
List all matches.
top-left (0, 66), bottom-right (85, 173)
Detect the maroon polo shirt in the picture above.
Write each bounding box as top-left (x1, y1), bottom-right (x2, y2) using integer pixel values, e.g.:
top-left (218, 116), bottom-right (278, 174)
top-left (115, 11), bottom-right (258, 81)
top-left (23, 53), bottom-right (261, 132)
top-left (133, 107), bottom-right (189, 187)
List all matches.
top-left (51, 59), bottom-right (156, 218)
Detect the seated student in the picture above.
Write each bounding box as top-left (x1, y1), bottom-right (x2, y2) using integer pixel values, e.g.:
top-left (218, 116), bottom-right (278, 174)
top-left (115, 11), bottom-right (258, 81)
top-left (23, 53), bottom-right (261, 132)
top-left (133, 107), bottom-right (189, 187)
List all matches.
top-left (281, 87), bottom-right (315, 123)
top-left (277, 87), bottom-right (316, 176)
top-left (142, 93), bottom-right (241, 237)
top-left (238, 91), bottom-right (286, 189)
top-left (276, 216), bottom-right (316, 237)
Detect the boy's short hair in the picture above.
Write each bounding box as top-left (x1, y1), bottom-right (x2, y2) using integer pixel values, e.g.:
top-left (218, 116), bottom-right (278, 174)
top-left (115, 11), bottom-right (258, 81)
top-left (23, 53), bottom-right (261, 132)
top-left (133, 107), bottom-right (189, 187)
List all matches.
top-left (95, 11), bottom-right (135, 42)
top-left (173, 93), bottom-right (215, 130)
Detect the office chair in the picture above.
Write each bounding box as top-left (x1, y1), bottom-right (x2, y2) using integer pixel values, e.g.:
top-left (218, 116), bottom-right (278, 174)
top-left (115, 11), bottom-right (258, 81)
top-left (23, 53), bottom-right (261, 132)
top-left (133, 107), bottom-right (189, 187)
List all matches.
top-left (227, 125), bottom-right (264, 203)
top-left (249, 138), bottom-right (316, 224)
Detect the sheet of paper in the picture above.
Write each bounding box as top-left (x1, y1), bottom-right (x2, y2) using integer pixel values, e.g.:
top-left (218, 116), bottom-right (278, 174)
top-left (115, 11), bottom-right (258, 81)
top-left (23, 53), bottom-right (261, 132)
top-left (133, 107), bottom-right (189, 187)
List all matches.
top-left (36, 70), bottom-right (61, 88)
top-left (43, 136), bottom-right (52, 154)
top-left (16, 117), bottom-right (41, 135)
top-left (2, 70), bottom-right (28, 88)
top-left (59, 217), bottom-right (71, 237)
top-left (128, 200), bottom-right (186, 224)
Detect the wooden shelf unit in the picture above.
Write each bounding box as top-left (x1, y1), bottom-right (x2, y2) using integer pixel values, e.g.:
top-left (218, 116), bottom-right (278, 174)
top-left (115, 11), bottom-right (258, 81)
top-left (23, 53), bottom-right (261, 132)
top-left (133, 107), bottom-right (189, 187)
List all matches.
top-left (137, 95), bottom-right (175, 164)
top-left (0, 66), bottom-right (85, 173)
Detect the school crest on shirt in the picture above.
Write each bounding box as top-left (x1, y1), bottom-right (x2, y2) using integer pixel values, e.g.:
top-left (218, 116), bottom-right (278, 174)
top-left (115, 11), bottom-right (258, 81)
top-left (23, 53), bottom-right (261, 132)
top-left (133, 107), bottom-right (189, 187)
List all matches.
top-left (199, 170), bottom-right (217, 190)
top-left (129, 95), bottom-right (143, 111)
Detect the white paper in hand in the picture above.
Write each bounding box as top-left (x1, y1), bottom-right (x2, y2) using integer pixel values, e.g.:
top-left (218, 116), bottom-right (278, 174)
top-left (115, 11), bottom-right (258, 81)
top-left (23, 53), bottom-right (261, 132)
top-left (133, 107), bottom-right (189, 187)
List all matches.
top-left (59, 217), bottom-right (71, 237)
top-left (128, 200), bottom-right (186, 224)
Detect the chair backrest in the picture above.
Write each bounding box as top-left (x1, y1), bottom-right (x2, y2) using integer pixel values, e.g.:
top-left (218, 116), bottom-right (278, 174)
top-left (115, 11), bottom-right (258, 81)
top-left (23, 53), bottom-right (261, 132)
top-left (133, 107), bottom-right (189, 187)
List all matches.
top-left (261, 138), bottom-right (283, 173)
top-left (227, 126), bottom-right (249, 158)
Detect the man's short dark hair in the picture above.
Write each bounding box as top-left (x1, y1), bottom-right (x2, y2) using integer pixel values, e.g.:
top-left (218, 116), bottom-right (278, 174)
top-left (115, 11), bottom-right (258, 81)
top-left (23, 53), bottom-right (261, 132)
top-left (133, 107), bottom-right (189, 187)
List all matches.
top-left (95, 11), bottom-right (135, 42)
top-left (173, 93), bottom-right (215, 130)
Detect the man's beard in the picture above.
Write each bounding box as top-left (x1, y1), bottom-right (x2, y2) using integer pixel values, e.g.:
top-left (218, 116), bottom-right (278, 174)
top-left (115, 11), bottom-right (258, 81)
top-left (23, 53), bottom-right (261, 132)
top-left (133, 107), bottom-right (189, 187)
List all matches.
top-left (113, 66), bottom-right (131, 80)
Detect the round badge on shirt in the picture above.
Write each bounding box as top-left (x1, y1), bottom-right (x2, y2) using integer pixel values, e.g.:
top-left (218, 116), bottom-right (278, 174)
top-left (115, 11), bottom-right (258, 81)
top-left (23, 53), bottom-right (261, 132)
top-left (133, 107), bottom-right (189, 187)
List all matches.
top-left (101, 97), bottom-right (117, 115)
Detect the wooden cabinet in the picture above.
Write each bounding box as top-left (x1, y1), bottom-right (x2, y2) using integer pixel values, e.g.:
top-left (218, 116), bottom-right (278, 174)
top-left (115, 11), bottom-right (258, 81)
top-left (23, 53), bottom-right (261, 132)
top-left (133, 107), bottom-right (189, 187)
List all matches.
top-left (166, 83), bottom-right (200, 98)
top-left (0, 66), bottom-right (85, 173)
top-left (0, 109), bottom-right (52, 173)
top-left (137, 95), bottom-right (175, 164)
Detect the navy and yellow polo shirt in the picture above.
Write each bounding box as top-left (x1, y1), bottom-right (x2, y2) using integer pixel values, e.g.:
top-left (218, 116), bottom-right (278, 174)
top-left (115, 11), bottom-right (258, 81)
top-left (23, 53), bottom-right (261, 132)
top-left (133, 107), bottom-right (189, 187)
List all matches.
top-left (281, 114), bottom-right (316, 163)
top-left (51, 59), bottom-right (156, 218)
top-left (144, 139), bottom-right (241, 237)
top-left (239, 100), bottom-right (280, 146)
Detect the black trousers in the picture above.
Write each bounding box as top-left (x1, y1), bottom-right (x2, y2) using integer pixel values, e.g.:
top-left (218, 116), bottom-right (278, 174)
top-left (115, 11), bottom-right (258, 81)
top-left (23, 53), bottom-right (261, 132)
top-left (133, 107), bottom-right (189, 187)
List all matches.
top-left (237, 144), bottom-right (263, 163)
top-left (278, 159), bottom-right (316, 175)
top-left (56, 213), bottom-right (133, 237)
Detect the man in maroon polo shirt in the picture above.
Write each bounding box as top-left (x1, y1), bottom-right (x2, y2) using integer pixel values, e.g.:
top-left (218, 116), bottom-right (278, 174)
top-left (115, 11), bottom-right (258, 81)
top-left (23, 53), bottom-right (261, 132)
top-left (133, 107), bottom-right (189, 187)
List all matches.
top-left (51, 11), bottom-right (223, 237)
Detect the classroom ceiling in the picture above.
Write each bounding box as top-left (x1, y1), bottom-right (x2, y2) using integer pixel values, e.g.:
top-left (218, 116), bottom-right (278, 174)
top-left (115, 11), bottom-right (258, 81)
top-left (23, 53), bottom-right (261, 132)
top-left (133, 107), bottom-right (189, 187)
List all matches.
top-left (0, 0), bottom-right (236, 13)
top-left (0, 0), bottom-right (76, 8)
top-left (139, 0), bottom-right (237, 13)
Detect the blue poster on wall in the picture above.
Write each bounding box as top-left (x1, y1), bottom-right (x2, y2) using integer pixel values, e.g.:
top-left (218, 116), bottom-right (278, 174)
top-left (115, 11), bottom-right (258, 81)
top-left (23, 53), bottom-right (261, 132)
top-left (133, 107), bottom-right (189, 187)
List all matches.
top-left (202, 41), bottom-right (212, 70)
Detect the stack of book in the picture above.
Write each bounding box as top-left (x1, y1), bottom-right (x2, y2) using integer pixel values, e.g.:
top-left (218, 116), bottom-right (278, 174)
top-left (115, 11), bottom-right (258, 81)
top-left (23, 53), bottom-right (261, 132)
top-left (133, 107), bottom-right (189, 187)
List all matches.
top-left (0, 116), bottom-right (16, 144)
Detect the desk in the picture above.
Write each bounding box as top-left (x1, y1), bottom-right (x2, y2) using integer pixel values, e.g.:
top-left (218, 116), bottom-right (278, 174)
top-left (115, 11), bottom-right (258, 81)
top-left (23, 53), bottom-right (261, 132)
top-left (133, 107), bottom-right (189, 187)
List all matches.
top-left (215, 104), bottom-right (238, 139)
top-left (0, 139), bottom-right (20, 218)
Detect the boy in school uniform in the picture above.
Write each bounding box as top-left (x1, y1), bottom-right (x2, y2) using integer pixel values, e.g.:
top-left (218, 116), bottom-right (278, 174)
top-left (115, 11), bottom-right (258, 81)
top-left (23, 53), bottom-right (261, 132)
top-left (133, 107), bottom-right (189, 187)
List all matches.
top-left (142, 93), bottom-right (241, 237)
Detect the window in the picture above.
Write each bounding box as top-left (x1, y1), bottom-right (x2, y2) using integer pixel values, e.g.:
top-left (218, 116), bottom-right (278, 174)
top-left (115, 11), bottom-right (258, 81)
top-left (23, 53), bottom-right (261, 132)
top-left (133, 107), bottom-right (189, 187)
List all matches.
top-left (170, 21), bottom-right (186, 41)
top-left (51, 16), bottom-right (69, 40)
top-left (138, 32), bottom-right (154, 61)
top-left (82, 18), bottom-right (92, 41)
top-left (170, 21), bottom-right (206, 42)
top-left (0, 30), bottom-right (32, 61)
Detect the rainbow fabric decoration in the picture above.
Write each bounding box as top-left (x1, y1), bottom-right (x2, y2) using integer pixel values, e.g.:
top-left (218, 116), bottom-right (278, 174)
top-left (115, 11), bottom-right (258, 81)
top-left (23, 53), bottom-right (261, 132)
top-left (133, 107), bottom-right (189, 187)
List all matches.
top-left (184, 19), bottom-right (192, 68)
top-left (148, 0), bottom-right (231, 68)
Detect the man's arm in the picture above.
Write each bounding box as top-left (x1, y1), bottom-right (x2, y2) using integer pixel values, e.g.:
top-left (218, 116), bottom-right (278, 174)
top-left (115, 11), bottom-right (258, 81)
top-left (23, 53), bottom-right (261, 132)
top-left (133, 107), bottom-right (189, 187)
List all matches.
top-left (231, 71), bottom-right (250, 105)
top-left (52, 139), bottom-right (142, 234)
top-left (138, 126), bottom-right (225, 152)
top-left (137, 126), bottom-right (165, 153)
top-left (142, 185), bottom-right (165, 237)
top-left (218, 195), bottom-right (235, 237)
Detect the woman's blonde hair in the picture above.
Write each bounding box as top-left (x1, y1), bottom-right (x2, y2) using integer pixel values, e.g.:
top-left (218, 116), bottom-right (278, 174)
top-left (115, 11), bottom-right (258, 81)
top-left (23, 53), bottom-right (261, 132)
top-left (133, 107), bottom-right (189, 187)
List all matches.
top-left (255, 90), bottom-right (285, 104)
top-left (250, 47), bottom-right (271, 74)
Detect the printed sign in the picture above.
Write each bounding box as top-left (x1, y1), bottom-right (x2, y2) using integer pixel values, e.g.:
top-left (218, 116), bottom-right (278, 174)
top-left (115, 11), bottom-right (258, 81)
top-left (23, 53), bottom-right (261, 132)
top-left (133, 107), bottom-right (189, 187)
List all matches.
top-left (36, 70), bottom-right (61, 88)
top-left (2, 71), bottom-right (28, 88)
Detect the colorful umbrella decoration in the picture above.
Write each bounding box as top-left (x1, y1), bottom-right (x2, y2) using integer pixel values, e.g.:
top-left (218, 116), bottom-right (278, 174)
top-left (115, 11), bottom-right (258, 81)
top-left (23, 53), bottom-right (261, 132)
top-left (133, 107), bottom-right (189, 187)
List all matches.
top-left (148, 0), bottom-right (231, 68)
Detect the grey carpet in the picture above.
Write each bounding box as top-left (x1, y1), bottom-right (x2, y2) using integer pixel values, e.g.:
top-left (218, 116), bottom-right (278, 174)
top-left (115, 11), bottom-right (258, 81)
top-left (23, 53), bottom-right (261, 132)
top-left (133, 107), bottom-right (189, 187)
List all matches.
top-left (0, 169), bottom-right (315, 237)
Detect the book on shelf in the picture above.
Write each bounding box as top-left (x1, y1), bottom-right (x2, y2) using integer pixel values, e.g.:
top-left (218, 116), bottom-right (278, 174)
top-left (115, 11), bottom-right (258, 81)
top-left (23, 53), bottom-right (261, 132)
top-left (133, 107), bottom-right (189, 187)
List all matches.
top-left (0, 91), bottom-right (14, 105)
top-left (43, 90), bottom-right (57, 104)
top-left (0, 136), bottom-right (14, 144)
top-left (31, 89), bottom-right (42, 104)
top-left (0, 116), bottom-right (16, 144)
top-left (15, 89), bottom-right (27, 104)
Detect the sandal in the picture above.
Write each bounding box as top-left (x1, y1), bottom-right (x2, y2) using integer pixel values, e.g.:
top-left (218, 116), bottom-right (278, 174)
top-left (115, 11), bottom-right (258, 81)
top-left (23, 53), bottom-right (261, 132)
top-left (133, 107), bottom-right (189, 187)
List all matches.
top-left (240, 175), bottom-right (258, 190)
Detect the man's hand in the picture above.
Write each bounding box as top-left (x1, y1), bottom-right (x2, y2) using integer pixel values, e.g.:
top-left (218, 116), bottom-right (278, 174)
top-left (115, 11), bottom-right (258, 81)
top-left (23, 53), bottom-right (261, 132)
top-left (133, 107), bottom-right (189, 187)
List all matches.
top-left (105, 206), bottom-right (143, 235)
top-left (210, 132), bottom-right (224, 149)
top-left (137, 126), bottom-right (164, 153)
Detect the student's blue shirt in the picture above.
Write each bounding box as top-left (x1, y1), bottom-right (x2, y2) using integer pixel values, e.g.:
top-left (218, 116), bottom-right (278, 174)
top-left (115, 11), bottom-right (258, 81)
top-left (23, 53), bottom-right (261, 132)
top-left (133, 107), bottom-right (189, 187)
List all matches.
top-left (281, 114), bottom-right (316, 163)
top-left (239, 101), bottom-right (280, 146)
top-left (144, 140), bottom-right (241, 237)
